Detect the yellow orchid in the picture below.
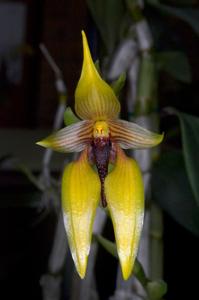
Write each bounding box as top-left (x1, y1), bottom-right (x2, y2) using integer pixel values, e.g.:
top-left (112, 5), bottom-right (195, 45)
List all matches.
top-left (37, 31), bottom-right (163, 280)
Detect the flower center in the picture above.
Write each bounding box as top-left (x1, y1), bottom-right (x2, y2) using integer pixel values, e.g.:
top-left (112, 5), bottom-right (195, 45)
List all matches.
top-left (93, 121), bottom-right (110, 138)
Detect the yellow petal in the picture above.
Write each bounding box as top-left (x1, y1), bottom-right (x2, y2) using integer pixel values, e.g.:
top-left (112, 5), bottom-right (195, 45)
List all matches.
top-left (75, 31), bottom-right (120, 120)
top-left (109, 119), bottom-right (164, 149)
top-left (105, 147), bottom-right (144, 280)
top-left (36, 120), bottom-right (93, 153)
top-left (62, 149), bottom-right (100, 278)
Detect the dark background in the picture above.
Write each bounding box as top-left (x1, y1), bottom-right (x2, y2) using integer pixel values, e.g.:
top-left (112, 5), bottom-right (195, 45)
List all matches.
top-left (0, 1), bottom-right (198, 299)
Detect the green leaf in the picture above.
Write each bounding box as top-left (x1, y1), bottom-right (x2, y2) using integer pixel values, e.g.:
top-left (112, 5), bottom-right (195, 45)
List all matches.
top-left (87, 0), bottom-right (125, 54)
top-left (134, 259), bottom-right (149, 288)
top-left (147, 0), bottom-right (199, 36)
top-left (156, 51), bottom-right (191, 83)
top-left (146, 280), bottom-right (167, 300)
top-left (177, 112), bottom-right (199, 206)
top-left (94, 234), bottom-right (149, 287)
top-left (64, 107), bottom-right (80, 126)
top-left (94, 59), bottom-right (101, 74)
top-left (152, 151), bottom-right (199, 236)
top-left (93, 234), bottom-right (118, 258)
top-left (94, 234), bottom-right (167, 297)
top-left (111, 72), bottom-right (126, 97)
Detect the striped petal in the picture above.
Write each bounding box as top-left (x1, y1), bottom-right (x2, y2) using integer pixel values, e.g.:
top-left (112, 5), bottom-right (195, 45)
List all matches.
top-left (109, 119), bottom-right (163, 149)
top-left (36, 120), bottom-right (93, 153)
top-left (105, 147), bottom-right (144, 280)
top-left (75, 31), bottom-right (120, 121)
top-left (62, 149), bottom-right (100, 278)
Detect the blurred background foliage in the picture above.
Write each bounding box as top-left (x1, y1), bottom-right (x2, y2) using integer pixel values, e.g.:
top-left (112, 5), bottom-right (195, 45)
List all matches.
top-left (86, 1), bottom-right (199, 299)
top-left (87, 0), bottom-right (199, 234)
top-left (0, 0), bottom-right (199, 300)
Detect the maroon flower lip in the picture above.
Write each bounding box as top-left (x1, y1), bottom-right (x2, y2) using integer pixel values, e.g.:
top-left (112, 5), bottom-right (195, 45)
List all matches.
top-left (91, 136), bottom-right (112, 207)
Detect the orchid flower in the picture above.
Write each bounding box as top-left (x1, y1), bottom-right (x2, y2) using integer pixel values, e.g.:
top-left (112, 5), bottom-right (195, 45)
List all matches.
top-left (37, 31), bottom-right (163, 280)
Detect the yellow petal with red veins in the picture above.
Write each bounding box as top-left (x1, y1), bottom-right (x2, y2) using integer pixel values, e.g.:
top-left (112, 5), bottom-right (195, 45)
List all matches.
top-left (105, 147), bottom-right (144, 280)
top-left (62, 149), bottom-right (100, 278)
top-left (109, 119), bottom-right (164, 149)
top-left (36, 120), bottom-right (93, 153)
top-left (75, 31), bottom-right (120, 121)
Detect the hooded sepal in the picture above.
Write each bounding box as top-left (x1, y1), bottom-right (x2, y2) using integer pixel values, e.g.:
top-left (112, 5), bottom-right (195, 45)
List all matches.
top-left (62, 148), bottom-right (100, 278)
top-left (75, 31), bottom-right (120, 121)
top-left (105, 146), bottom-right (144, 280)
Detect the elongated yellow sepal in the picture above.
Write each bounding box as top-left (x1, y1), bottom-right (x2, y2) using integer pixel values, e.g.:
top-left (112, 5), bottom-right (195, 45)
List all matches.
top-left (62, 149), bottom-right (100, 278)
top-left (105, 147), bottom-right (144, 280)
top-left (75, 31), bottom-right (120, 121)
